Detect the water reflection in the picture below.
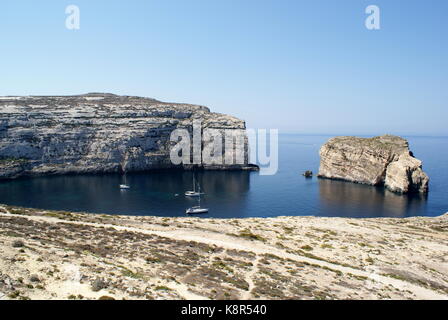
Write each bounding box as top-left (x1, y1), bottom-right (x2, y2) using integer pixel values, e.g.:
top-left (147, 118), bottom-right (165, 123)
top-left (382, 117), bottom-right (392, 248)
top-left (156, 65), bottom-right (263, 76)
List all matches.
top-left (0, 169), bottom-right (431, 218)
top-left (318, 179), bottom-right (427, 218)
top-left (0, 171), bottom-right (252, 218)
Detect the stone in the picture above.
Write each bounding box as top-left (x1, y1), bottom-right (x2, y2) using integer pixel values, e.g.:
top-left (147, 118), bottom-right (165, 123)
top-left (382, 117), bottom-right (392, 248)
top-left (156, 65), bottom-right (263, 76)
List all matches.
top-left (91, 278), bottom-right (108, 292)
top-left (384, 155), bottom-right (429, 193)
top-left (302, 170), bottom-right (313, 178)
top-left (0, 93), bottom-right (256, 179)
top-left (12, 240), bottom-right (24, 248)
top-left (318, 135), bottom-right (429, 194)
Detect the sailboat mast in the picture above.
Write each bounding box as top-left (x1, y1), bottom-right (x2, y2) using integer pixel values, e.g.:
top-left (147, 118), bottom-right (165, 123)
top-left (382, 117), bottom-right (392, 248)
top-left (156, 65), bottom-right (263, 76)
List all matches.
top-left (193, 172), bottom-right (196, 192)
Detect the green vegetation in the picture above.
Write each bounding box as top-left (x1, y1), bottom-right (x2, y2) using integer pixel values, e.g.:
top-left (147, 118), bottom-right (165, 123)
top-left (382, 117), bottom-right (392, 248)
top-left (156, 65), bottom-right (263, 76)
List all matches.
top-left (212, 260), bottom-right (234, 274)
top-left (145, 256), bottom-right (161, 263)
top-left (8, 291), bottom-right (21, 299)
top-left (120, 266), bottom-right (144, 279)
top-left (44, 211), bottom-right (76, 220)
top-left (155, 285), bottom-right (172, 291)
top-left (230, 229), bottom-right (266, 242)
top-left (0, 157), bottom-right (28, 164)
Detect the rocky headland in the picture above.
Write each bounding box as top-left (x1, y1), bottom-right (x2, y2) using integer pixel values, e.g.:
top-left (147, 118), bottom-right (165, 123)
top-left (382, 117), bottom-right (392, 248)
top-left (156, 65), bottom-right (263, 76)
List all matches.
top-left (0, 205), bottom-right (447, 300)
top-left (0, 93), bottom-right (255, 179)
top-left (318, 135), bottom-right (429, 194)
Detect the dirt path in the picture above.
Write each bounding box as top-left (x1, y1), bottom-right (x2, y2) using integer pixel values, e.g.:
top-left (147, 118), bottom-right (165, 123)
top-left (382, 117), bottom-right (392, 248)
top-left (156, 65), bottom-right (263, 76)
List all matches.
top-left (1, 210), bottom-right (446, 300)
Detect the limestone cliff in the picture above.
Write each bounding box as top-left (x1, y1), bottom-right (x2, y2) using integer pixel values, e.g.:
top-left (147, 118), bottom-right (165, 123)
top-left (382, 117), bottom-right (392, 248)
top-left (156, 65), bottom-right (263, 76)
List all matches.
top-left (318, 135), bottom-right (429, 194)
top-left (0, 93), bottom-right (255, 179)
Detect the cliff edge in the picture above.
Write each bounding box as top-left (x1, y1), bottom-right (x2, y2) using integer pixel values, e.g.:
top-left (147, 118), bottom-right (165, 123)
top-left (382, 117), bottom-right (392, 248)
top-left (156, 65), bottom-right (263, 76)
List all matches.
top-left (0, 93), bottom-right (254, 179)
top-left (318, 135), bottom-right (429, 194)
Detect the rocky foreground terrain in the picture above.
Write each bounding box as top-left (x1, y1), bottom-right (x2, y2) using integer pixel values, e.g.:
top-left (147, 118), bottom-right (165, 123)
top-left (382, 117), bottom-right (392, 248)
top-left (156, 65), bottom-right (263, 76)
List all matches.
top-left (0, 93), bottom-right (253, 179)
top-left (0, 205), bottom-right (447, 300)
top-left (318, 135), bottom-right (429, 194)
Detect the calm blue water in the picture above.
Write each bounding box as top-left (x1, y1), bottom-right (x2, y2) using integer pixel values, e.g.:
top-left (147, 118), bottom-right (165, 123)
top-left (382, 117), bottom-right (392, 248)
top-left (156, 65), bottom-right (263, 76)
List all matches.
top-left (0, 135), bottom-right (447, 218)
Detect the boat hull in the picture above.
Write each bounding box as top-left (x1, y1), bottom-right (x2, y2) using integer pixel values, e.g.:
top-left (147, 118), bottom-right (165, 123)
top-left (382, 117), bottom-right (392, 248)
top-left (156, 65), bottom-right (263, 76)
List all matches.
top-left (185, 192), bottom-right (204, 197)
top-left (186, 208), bottom-right (209, 214)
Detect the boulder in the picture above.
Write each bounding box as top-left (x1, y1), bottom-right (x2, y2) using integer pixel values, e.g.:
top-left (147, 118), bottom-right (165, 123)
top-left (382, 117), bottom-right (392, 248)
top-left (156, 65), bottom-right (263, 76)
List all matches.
top-left (302, 170), bottom-right (313, 178)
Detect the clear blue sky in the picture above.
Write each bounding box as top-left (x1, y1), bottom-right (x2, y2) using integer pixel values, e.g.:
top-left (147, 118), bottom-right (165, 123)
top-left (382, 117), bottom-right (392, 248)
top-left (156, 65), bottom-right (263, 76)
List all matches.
top-left (1, 0), bottom-right (447, 135)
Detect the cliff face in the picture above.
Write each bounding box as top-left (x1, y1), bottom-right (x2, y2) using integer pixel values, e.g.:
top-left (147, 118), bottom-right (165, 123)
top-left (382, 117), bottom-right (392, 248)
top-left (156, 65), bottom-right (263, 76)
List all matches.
top-left (318, 135), bottom-right (429, 194)
top-left (0, 93), bottom-right (254, 179)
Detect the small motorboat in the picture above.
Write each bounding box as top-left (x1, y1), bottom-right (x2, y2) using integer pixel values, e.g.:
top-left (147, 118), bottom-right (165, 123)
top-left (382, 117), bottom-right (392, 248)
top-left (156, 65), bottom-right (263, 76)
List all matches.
top-left (186, 206), bottom-right (209, 214)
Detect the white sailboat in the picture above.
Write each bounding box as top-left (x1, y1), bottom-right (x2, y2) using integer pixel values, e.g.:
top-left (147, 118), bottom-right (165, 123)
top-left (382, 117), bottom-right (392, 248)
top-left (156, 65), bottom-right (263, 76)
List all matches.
top-left (185, 173), bottom-right (204, 197)
top-left (119, 173), bottom-right (130, 189)
top-left (186, 185), bottom-right (208, 214)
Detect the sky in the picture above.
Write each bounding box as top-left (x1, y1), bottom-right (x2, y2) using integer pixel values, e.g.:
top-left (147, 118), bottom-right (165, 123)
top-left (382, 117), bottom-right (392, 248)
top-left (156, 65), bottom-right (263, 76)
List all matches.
top-left (1, 0), bottom-right (447, 135)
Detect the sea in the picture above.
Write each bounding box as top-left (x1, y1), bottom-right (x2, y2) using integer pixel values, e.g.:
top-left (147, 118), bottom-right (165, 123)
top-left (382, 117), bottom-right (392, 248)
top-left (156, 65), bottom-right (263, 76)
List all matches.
top-left (0, 134), bottom-right (446, 218)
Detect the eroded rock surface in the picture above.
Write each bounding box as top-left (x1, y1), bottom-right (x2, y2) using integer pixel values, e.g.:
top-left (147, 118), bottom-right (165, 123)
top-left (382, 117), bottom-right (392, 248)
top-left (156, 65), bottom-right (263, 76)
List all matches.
top-left (318, 135), bottom-right (429, 193)
top-left (0, 93), bottom-right (255, 179)
top-left (0, 205), bottom-right (447, 300)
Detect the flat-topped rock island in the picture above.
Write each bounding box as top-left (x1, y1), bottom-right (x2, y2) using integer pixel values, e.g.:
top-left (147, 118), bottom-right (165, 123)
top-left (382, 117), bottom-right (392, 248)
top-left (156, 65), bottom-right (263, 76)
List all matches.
top-left (318, 135), bottom-right (429, 194)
